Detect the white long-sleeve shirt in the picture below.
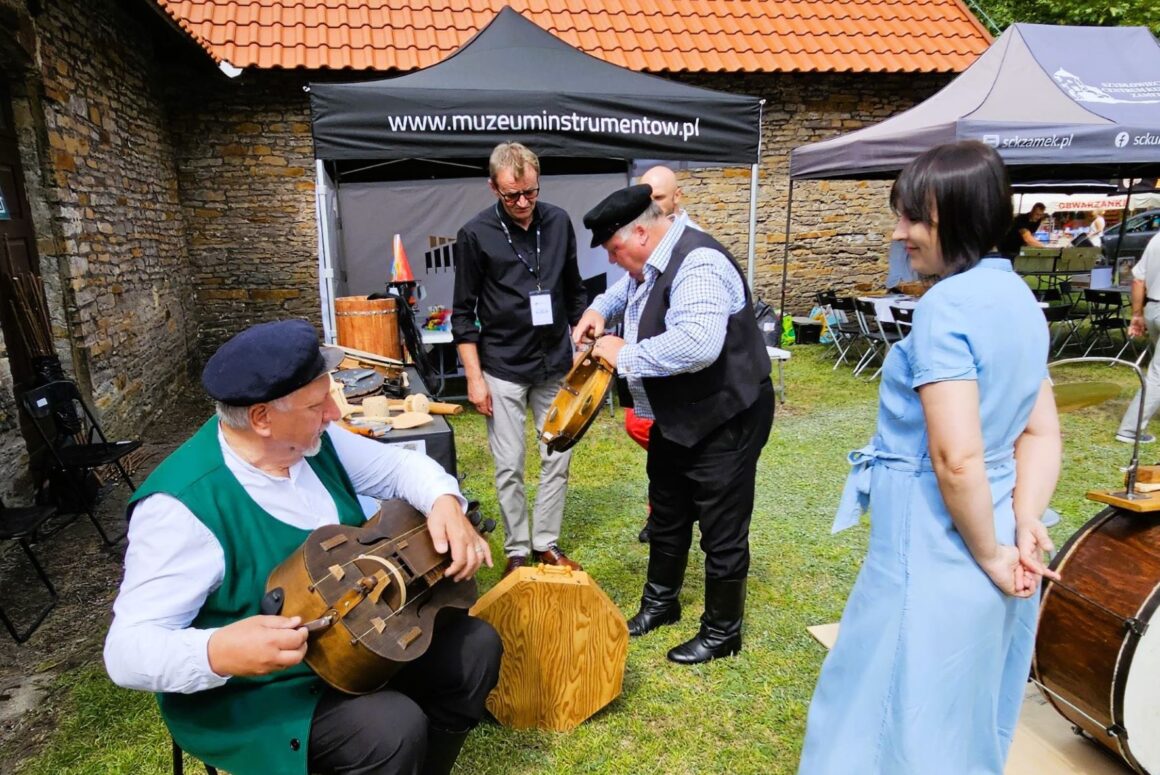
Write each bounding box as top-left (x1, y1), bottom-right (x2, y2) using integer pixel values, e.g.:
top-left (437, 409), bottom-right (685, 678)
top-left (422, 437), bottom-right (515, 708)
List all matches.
top-left (103, 423), bottom-right (464, 694)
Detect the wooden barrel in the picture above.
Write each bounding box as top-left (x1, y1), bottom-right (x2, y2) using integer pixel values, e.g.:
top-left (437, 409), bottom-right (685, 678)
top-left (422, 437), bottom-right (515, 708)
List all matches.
top-left (469, 564), bottom-right (627, 731)
top-left (334, 296), bottom-right (401, 360)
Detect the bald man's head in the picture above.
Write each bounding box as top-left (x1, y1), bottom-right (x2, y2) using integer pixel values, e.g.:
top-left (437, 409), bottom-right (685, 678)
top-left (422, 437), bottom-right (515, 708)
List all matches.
top-left (639, 166), bottom-right (683, 217)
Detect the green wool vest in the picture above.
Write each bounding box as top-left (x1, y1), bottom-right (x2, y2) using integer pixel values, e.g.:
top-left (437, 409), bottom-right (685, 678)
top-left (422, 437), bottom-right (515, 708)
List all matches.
top-left (127, 419), bottom-right (366, 775)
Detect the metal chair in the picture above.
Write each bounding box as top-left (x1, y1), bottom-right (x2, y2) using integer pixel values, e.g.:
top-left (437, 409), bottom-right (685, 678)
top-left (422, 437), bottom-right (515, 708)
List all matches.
top-left (888, 305), bottom-right (914, 339)
top-left (0, 497), bottom-right (58, 643)
top-left (20, 380), bottom-right (140, 545)
top-left (852, 299), bottom-right (902, 379)
top-left (818, 293), bottom-right (864, 369)
top-left (172, 740), bottom-right (218, 775)
top-left (1081, 289), bottom-right (1133, 358)
top-left (1041, 303), bottom-right (1080, 356)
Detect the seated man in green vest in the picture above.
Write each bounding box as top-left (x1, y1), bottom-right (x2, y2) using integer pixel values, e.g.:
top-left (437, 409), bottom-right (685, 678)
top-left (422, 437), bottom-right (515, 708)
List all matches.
top-left (103, 319), bottom-right (502, 775)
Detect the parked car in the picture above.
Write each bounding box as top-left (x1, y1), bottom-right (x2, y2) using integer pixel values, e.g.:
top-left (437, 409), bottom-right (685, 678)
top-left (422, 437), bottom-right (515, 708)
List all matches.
top-left (1102, 208), bottom-right (1160, 262)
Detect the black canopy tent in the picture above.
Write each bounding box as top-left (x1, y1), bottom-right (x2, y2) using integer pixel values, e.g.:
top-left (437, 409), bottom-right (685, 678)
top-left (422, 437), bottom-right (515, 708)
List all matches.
top-left (782, 23), bottom-right (1160, 314)
top-left (307, 8), bottom-right (765, 334)
top-left (310, 8), bottom-right (761, 164)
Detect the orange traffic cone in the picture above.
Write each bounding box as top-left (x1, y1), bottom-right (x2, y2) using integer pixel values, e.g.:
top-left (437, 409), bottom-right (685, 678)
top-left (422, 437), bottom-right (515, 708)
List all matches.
top-left (391, 234), bottom-right (415, 283)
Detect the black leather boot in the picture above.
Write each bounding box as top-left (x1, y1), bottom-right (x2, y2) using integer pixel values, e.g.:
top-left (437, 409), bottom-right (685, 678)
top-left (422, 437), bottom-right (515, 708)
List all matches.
top-left (627, 549), bottom-right (687, 636)
top-left (421, 726), bottom-right (470, 775)
top-left (667, 578), bottom-right (746, 664)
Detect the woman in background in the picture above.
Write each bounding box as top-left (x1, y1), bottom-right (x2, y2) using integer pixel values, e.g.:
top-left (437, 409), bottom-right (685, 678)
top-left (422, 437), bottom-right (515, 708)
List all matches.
top-left (1088, 209), bottom-right (1106, 247)
top-left (798, 140), bottom-right (1061, 774)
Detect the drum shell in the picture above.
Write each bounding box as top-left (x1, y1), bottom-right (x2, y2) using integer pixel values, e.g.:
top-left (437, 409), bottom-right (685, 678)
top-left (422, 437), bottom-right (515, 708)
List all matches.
top-left (539, 351), bottom-right (612, 452)
top-left (335, 296), bottom-right (402, 361)
top-left (1033, 506), bottom-right (1160, 773)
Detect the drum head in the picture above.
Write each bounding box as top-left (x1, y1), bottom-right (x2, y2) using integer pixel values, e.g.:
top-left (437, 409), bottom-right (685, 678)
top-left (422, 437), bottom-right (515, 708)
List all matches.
top-left (1123, 591), bottom-right (1160, 772)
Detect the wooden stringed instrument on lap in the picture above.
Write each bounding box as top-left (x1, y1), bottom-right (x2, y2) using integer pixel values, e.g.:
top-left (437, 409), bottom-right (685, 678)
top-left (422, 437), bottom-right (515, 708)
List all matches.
top-left (262, 499), bottom-right (495, 694)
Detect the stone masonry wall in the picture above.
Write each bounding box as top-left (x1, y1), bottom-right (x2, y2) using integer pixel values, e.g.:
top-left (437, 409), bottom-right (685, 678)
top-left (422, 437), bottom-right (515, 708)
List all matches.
top-left (677, 72), bottom-right (949, 314)
top-left (0, 0), bottom-right (198, 497)
top-left (163, 68), bottom-right (319, 360)
top-left (22, 0), bottom-right (197, 427)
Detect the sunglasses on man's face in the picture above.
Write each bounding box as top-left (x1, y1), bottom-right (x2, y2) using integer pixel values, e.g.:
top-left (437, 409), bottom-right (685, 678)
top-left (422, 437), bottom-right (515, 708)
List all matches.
top-left (497, 187), bottom-right (540, 205)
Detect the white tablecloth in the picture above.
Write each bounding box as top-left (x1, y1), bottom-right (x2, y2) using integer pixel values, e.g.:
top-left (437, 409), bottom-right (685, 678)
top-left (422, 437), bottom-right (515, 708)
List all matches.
top-left (857, 295), bottom-right (917, 324)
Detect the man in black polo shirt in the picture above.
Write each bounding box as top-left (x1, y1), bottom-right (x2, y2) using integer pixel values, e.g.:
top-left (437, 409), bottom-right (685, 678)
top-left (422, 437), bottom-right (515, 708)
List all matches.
top-left (452, 142), bottom-right (587, 577)
top-left (999, 202), bottom-right (1047, 257)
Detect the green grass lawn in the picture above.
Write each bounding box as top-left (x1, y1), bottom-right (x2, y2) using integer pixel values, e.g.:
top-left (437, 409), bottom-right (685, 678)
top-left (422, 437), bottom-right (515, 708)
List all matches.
top-left (9, 346), bottom-right (1144, 774)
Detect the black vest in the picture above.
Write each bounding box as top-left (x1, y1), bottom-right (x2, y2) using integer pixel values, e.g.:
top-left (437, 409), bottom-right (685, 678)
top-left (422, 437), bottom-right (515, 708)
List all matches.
top-left (639, 229), bottom-right (771, 447)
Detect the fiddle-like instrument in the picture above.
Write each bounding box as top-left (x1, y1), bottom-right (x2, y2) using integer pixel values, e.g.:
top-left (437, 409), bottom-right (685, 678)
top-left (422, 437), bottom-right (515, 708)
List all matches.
top-left (539, 344), bottom-right (614, 453)
top-left (262, 499), bottom-right (494, 694)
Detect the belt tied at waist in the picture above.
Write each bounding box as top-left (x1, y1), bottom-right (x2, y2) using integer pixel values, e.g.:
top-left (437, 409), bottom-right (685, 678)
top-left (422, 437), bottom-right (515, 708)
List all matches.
top-left (832, 443), bottom-right (1015, 534)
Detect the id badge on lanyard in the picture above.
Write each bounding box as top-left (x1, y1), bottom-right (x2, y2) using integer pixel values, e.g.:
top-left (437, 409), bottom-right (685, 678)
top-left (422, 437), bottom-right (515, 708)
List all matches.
top-left (530, 290), bottom-right (554, 326)
top-left (497, 204), bottom-right (552, 326)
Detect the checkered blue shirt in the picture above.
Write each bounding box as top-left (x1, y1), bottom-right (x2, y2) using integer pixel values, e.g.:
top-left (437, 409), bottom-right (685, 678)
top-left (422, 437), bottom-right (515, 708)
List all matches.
top-left (589, 213), bottom-right (745, 420)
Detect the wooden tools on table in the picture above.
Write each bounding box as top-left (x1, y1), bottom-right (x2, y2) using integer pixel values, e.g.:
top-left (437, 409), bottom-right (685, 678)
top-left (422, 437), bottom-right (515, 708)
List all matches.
top-left (330, 375), bottom-right (462, 437)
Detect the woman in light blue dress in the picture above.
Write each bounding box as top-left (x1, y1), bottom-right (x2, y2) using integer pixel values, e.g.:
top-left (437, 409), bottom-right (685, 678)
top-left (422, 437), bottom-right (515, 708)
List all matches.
top-left (798, 141), bottom-right (1062, 774)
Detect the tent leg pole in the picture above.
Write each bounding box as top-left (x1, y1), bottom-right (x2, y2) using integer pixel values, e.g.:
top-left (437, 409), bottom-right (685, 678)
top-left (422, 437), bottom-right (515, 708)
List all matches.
top-left (315, 159), bottom-right (338, 343)
top-left (778, 179), bottom-right (794, 323)
top-left (746, 162), bottom-right (759, 292)
top-left (1111, 182), bottom-right (1134, 285)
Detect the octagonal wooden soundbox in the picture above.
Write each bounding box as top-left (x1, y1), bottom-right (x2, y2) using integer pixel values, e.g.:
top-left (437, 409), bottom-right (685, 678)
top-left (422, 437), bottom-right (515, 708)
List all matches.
top-left (469, 564), bottom-right (628, 731)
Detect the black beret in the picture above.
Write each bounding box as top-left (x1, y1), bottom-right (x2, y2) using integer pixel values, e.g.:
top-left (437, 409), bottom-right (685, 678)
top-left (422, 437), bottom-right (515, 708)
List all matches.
top-left (583, 184), bottom-right (653, 248)
top-left (202, 319), bottom-right (345, 406)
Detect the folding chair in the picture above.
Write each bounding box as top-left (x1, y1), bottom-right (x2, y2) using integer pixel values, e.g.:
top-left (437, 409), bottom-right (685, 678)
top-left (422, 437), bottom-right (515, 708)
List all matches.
top-left (1081, 289), bottom-right (1133, 358)
top-left (823, 294), bottom-right (865, 370)
top-left (0, 497), bottom-right (58, 643)
top-left (1041, 303), bottom-right (1080, 356)
top-left (888, 305), bottom-right (914, 339)
top-left (20, 380), bottom-right (141, 545)
top-left (853, 299), bottom-right (901, 379)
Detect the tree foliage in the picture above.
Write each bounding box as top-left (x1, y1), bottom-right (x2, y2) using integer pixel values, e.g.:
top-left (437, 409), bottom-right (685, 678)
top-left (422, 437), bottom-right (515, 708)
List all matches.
top-left (969, 0), bottom-right (1160, 36)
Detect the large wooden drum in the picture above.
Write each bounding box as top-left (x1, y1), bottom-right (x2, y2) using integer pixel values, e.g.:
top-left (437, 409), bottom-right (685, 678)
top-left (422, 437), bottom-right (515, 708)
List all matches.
top-left (335, 296), bottom-right (401, 361)
top-left (469, 564), bottom-right (627, 731)
top-left (1033, 506), bottom-right (1160, 774)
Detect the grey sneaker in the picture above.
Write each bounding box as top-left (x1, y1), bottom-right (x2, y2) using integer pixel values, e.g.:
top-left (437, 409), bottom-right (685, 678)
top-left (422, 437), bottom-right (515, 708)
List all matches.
top-left (1115, 431), bottom-right (1157, 444)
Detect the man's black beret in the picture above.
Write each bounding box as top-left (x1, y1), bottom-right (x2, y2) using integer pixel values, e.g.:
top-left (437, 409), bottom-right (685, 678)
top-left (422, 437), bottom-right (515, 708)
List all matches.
top-left (202, 319), bottom-right (344, 406)
top-left (583, 184), bottom-right (653, 248)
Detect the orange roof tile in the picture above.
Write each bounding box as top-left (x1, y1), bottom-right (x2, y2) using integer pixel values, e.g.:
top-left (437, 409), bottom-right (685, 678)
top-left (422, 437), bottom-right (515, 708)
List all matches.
top-left (155, 0), bottom-right (991, 74)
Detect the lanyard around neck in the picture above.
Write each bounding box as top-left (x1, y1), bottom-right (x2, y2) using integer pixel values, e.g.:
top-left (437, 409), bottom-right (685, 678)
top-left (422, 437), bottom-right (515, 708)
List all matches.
top-left (496, 203), bottom-right (542, 290)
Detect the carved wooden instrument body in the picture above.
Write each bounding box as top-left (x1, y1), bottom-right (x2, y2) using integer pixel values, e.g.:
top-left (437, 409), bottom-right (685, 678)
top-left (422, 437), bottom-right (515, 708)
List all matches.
top-left (265, 499), bottom-right (491, 695)
top-left (538, 345), bottom-right (613, 453)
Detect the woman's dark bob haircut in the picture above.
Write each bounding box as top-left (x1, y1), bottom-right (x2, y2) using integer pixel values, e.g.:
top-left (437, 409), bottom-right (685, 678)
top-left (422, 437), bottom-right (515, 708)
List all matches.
top-left (890, 140), bottom-right (1013, 276)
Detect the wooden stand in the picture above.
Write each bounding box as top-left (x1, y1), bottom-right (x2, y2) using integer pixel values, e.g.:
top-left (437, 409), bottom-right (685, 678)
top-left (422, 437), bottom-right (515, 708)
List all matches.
top-left (469, 565), bottom-right (627, 731)
top-left (1084, 489), bottom-right (1160, 513)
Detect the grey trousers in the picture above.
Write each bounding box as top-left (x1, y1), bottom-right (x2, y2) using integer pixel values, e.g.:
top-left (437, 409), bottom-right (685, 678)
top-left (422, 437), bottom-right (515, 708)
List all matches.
top-left (1117, 301), bottom-right (1160, 436)
top-left (483, 371), bottom-right (572, 557)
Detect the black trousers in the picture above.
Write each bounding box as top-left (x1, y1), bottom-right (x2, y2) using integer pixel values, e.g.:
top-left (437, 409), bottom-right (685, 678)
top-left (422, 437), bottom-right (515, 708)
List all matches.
top-left (646, 380), bottom-right (774, 580)
top-left (309, 613), bottom-right (502, 775)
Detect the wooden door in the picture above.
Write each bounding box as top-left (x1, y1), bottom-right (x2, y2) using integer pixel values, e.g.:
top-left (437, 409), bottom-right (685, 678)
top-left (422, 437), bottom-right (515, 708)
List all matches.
top-left (0, 76), bottom-right (41, 390)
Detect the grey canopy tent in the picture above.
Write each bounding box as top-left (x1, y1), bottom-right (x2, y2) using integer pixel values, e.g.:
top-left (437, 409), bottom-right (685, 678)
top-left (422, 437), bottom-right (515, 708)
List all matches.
top-left (783, 23), bottom-right (1160, 312)
top-left (307, 8), bottom-right (765, 336)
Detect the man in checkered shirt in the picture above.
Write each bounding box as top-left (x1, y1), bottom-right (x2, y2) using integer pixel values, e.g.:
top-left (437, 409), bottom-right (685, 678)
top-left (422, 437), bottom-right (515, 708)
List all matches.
top-left (574, 184), bottom-right (774, 666)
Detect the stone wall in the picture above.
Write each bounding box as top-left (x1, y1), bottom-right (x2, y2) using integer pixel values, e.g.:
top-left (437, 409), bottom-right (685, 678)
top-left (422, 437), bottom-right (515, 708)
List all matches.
top-left (164, 69), bottom-right (319, 360)
top-left (0, 0), bottom-right (198, 498)
top-left (677, 72), bottom-right (949, 313)
top-left (168, 70), bottom-right (948, 365)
